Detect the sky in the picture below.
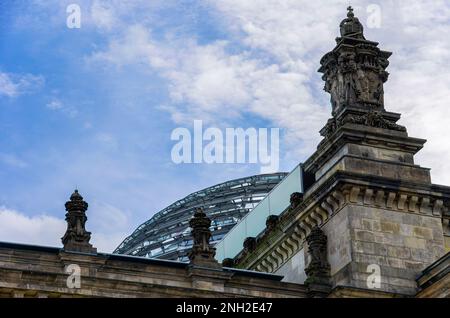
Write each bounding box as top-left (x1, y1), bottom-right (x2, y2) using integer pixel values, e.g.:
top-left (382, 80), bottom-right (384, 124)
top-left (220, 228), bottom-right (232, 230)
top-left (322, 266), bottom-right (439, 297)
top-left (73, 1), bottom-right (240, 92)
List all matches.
top-left (1, 0), bottom-right (450, 252)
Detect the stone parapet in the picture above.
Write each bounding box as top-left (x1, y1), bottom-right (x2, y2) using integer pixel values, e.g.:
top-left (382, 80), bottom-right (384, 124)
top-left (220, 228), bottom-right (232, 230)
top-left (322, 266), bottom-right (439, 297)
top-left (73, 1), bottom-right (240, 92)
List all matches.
top-left (0, 242), bottom-right (307, 298)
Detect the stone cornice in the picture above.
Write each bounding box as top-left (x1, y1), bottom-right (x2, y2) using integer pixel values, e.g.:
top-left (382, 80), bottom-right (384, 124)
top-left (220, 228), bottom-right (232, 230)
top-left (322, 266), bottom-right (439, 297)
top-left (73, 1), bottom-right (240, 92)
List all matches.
top-left (0, 242), bottom-right (308, 298)
top-left (304, 121), bottom-right (426, 175)
top-left (234, 172), bottom-right (450, 272)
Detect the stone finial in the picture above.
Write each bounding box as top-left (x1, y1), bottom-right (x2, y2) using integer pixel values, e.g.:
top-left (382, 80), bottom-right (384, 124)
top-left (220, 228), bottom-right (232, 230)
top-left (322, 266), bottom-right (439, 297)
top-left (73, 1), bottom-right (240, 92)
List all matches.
top-left (339, 6), bottom-right (365, 39)
top-left (290, 192), bottom-right (304, 209)
top-left (266, 215), bottom-right (279, 231)
top-left (62, 190), bottom-right (97, 253)
top-left (188, 208), bottom-right (220, 268)
top-left (243, 237), bottom-right (257, 253)
top-left (305, 227), bottom-right (330, 287)
top-left (222, 258), bottom-right (235, 268)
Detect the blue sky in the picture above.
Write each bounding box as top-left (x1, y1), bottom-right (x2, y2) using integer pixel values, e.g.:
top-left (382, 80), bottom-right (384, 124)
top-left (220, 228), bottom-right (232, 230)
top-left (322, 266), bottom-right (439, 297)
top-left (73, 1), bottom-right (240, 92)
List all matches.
top-left (1, 0), bottom-right (450, 252)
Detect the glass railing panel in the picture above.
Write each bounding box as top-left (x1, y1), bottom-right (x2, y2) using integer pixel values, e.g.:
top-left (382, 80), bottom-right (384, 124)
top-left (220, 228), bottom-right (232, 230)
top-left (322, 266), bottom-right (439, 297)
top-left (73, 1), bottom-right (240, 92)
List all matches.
top-left (215, 164), bottom-right (303, 262)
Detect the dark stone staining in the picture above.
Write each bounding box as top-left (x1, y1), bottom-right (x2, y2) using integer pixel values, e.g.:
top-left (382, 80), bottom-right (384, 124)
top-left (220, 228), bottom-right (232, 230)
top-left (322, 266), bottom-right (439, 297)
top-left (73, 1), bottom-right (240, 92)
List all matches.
top-left (62, 190), bottom-right (97, 254)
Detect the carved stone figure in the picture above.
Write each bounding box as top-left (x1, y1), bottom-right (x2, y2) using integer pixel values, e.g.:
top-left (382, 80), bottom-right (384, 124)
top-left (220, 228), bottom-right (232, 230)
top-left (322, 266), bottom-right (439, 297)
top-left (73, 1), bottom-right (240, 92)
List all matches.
top-left (319, 7), bottom-right (392, 116)
top-left (356, 67), bottom-right (370, 101)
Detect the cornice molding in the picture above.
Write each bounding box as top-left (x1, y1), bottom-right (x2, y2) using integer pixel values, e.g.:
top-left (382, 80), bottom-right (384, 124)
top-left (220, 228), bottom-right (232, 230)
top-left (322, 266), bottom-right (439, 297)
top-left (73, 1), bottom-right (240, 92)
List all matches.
top-left (235, 173), bottom-right (450, 273)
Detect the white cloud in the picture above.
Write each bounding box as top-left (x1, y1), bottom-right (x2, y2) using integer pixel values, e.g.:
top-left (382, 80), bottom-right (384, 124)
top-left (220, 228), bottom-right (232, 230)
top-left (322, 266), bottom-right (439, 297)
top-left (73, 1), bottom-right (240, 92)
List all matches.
top-left (88, 201), bottom-right (132, 251)
top-left (90, 0), bottom-right (119, 31)
top-left (46, 99), bottom-right (63, 110)
top-left (91, 0), bottom-right (450, 183)
top-left (0, 73), bottom-right (18, 97)
top-left (372, 0), bottom-right (450, 185)
top-left (37, 0), bottom-right (450, 184)
top-left (95, 132), bottom-right (119, 150)
top-left (0, 204), bottom-right (131, 253)
top-left (46, 98), bottom-right (78, 117)
top-left (0, 153), bottom-right (28, 168)
top-left (0, 207), bottom-right (65, 247)
top-left (88, 23), bottom-right (329, 160)
top-left (0, 72), bottom-right (44, 97)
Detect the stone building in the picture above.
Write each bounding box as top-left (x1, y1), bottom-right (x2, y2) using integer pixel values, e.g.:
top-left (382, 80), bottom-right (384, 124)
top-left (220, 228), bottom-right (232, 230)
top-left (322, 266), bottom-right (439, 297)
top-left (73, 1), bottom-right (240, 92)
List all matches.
top-left (0, 7), bottom-right (448, 298)
top-left (0, 191), bottom-right (307, 298)
top-left (228, 7), bottom-right (450, 298)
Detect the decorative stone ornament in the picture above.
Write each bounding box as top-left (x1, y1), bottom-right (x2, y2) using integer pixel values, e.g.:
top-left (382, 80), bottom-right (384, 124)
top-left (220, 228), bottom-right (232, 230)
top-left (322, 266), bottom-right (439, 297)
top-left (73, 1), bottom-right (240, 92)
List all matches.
top-left (339, 6), bottom-right (365, 39)
top-left (319, 7), bottom-right (392, 116)
top-left (222, 258), bottom-right (235, 268)
top-left (266, 215), bottom-right (279, 231)
top-left (243, 237), bottom-right (257, 253)
top-left (61, 190), bottom-right (96, 253)
top-left (188, 208), bottom-right (221, 268)
top-left (305, 227), bottom-right (330, 286)
top-left (290, 192), bottom-right (304, 209)
top-left (320, 109), bottom-right (406, 139)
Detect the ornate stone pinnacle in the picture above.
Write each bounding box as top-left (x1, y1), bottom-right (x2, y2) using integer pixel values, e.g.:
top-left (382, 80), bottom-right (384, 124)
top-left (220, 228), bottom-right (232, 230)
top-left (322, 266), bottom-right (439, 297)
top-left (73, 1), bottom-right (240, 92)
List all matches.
top-left (243, 237), bottom-right (257, 253)
top-left (319, 6), bottom-right (392, 118)
top-left (339, 6), bottom-right (364, 39)
top-left (266, 215), bottom-right (279, 231)
top-left (61, 189), bottom-right (96, 253)
top-left (305, 226), bottom-right (330, 287)
top-left (188, 208), bottom-right (220, 268)
top-left (290, 192), bottom-right (304, 209)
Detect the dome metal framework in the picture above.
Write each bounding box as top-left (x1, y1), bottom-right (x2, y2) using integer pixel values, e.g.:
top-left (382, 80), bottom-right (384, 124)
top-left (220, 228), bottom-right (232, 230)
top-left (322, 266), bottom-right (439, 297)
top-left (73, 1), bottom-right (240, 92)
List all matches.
top-left (114, 173), bottom-right (287, 261)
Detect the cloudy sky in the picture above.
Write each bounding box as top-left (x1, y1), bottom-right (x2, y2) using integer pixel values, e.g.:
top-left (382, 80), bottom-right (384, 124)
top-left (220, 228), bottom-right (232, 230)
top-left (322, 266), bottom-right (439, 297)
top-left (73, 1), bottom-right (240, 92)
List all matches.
top-left (1, 0), bottom-right (450, 252)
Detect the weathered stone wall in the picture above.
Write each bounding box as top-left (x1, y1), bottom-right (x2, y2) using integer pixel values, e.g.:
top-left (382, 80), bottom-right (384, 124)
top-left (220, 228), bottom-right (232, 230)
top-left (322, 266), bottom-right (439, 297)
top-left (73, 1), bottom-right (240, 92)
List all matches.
top-left (325, 204), bottom-right (445, 294)
top-left (0, 242), bottom-right (308, 298)
top-left (322, 207), bottom-right (352, 286)
top-left (272, 200), bottom-right (445, 296)
top-left (276, 248), bottom-right (307, 284)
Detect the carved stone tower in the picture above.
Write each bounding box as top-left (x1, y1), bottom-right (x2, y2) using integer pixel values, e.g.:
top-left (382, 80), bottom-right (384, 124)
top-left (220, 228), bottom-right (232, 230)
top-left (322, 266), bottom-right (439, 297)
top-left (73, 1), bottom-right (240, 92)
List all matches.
top-left (188, 208), bottom-right (221, 269)
top-left (62, 190), bottom-right (97, 254)
top-left (321, 6), bottom-right (391, 117)
top-left (233, 7), bottom-right (450, 297)
top-left (299, 6), bottom-right (449, 295)
top-left (319, 6), bottom-right (405, 139)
